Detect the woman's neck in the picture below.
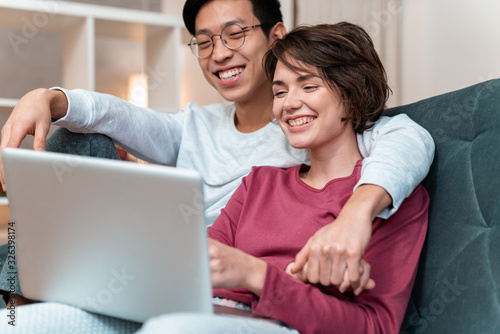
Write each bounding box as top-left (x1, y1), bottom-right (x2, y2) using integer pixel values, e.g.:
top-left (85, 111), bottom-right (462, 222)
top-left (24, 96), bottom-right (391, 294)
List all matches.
top-left (301, 133), bottom-right (362, 189)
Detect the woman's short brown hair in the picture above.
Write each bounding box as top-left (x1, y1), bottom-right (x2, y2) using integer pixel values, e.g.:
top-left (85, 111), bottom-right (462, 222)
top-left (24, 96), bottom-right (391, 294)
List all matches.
top-left (264, 22), bottom-right (391, 133)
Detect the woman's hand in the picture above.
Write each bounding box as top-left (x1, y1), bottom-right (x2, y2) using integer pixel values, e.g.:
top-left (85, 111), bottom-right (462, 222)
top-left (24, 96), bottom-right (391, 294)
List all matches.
top-left (208, 239), bottom-right (267, 296)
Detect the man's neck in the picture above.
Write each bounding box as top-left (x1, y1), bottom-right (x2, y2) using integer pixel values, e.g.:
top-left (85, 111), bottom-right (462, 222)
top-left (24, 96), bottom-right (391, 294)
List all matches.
top-left (233, 93), bottom-right (274, 133)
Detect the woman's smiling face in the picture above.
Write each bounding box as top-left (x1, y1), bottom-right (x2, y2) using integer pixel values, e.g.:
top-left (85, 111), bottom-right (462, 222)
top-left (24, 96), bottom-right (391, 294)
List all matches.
top-left (272, 60), bottom-right (352, 151)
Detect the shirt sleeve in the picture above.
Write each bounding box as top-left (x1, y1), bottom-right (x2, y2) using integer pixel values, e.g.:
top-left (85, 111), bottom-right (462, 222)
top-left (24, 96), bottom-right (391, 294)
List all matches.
top-left (207, 173), bottom-right (249, 246)
top-left (252, 186), bottom-right (429, 334)
top-left (356, 114), bottom-right (435, 218)
top-left (50, 87), bottom-right (185, 166)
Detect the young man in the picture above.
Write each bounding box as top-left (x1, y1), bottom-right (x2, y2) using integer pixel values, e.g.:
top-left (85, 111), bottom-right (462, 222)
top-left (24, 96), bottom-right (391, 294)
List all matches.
top-left (0, 0), bottom-right (433, 331)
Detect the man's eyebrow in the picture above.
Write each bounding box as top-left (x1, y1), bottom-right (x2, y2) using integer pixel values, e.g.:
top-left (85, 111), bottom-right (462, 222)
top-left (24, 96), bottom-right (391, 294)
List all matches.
top-left (195, 19), bottom-right (246, 35)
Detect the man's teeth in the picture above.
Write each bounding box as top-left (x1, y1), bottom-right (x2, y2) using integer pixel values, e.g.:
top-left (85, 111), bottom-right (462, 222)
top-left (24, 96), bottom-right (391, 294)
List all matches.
top-left (219, 68), bottom-right (244, 81)
top-left (289, 118), bottom-right (314, 127)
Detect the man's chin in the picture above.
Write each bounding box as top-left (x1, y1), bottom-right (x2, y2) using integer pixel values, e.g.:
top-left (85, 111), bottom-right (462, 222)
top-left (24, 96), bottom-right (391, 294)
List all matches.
top-left (216, 88), bottom-right (245, 104)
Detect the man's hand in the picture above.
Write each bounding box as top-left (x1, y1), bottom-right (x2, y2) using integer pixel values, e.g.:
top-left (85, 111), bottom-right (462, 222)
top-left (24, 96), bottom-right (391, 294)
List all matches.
top-left (290, 184), bottom-right (392, 295)
top-left (208, 239), bottom-right (267, 296)
top-left (0, 88), bottom-right (67, 191)
top-left (285, 259), bottom-right (376, 295)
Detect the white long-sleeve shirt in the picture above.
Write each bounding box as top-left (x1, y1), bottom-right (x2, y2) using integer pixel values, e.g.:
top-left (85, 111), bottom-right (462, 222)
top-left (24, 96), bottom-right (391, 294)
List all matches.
top-left (53, 88), bottom-right (435, 226)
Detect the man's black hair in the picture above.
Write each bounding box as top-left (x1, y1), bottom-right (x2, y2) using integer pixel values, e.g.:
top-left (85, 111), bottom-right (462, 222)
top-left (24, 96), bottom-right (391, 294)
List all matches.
top-left (183, 0), bottom-right (283, 37)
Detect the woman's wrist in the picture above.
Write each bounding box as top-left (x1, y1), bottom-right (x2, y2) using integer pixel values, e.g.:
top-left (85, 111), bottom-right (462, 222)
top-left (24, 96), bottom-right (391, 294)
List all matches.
top-left (244, 257), bottom-right (267, 297)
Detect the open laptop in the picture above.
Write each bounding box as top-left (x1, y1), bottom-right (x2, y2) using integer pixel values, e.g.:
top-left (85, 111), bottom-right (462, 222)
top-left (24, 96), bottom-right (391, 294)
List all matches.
top-left (2, 148), bottom-right (213, 323)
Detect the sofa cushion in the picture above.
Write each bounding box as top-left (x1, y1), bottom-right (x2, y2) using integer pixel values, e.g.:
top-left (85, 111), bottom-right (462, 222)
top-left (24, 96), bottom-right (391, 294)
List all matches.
top-left (385, 79), bottom-right (500, 333)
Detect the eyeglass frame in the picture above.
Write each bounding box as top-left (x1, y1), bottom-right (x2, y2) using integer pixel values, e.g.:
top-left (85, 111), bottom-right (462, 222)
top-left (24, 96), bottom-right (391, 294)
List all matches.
top-left (188, 24), bottom-right (263, 59)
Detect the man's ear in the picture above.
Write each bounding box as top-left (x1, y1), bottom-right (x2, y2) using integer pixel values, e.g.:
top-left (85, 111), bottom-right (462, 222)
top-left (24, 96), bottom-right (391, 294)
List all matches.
top-left (268, 22), bottom-right (287, 42)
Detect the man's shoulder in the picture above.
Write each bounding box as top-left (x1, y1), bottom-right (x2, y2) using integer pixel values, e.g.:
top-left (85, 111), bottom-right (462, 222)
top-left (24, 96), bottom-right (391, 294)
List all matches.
top-left (184, 101), bottom-right (234, 119)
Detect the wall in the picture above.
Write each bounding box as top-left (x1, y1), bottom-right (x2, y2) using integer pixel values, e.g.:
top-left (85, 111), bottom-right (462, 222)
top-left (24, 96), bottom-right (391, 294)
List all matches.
top-left (293, 0), bottom-right (500, 106)
top-left (294, 0), bottom-right (403, 106)
top-left (400, 0), bottom-right (500, 104)
top-left (5, 1), bottom-right (496, 109)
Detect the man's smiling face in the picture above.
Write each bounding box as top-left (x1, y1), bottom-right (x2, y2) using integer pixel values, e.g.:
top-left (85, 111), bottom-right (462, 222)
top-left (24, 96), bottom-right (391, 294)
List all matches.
top-left (194, 0), bottom-right (276, 104)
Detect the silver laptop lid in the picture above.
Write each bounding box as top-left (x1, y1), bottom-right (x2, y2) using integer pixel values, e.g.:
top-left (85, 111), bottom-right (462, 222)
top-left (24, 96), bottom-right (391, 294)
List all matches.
top-left (2, 148), bottom-right (213, 322)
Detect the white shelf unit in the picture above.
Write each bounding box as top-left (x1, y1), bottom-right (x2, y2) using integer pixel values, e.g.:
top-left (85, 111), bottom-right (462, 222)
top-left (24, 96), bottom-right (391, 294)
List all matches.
top-left (0, 99), bottom-right (18, 108)
top-left (0, 1), bottom-right (185, 207)
top-left (0, 0), bottom-right (184, 112)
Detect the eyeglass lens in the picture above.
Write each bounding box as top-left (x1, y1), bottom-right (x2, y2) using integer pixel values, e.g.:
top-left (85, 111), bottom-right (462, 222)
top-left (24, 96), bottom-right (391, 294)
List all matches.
top-left (190, 24), bottom-right (247, 58)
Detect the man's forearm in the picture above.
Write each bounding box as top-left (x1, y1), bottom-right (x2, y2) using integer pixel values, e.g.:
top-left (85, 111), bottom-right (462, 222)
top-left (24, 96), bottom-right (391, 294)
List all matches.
top-left (347, 183), bottom-right (392, 220)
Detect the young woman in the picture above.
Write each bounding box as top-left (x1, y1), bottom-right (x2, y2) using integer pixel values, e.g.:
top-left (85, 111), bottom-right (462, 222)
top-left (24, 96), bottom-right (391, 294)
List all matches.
top-left (141, 22), bottom-right (429, 334)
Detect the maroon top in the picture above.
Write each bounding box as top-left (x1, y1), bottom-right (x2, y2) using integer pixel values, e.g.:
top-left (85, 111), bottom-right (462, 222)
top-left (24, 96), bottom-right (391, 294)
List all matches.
top-left (209, 161), bottom-right (429, 334)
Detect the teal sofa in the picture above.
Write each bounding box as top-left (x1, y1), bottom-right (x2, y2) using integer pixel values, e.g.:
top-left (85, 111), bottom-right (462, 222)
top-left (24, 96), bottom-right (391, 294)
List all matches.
top-left (0, 79), bottom-right (499, 333)
top-left (385, 79), bottom-right (500, 333)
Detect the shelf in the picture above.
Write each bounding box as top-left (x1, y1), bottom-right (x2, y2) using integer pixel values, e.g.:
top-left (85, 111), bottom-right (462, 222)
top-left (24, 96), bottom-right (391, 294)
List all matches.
top-left (0, 0), bottom-right (183, 112)
top-left (0, 0), bottom-right (184, 28)
top-left (0, 99), bottom-right (18, 108)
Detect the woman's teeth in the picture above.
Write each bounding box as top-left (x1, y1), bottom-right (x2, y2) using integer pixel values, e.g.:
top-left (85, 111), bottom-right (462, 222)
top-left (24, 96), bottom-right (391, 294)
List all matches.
top-left (219, 68), bottom-right (244, 81)
top-left (289, 118), bottom-right (315, 127)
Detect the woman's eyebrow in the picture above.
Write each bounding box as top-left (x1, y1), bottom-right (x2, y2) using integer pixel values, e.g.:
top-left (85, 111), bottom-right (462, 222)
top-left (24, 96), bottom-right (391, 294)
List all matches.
top-left (271, 80), bottom-right (284, 87)
top-left (272, 74), bottom-right (320, 86)
top-left (296, 73), bottom-right (321, 82)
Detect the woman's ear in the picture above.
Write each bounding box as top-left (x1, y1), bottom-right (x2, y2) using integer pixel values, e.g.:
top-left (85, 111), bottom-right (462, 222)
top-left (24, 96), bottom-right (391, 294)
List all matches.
top-left (268, 22), bottom-right (287, 42)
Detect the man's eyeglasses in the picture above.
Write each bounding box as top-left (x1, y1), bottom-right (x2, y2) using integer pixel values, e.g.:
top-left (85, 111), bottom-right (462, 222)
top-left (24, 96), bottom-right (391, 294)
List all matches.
top-left (188, 24), bottom-right (262, 59)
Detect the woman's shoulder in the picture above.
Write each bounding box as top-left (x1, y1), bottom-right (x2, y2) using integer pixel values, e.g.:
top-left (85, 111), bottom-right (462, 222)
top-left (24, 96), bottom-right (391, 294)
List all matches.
top-left (249, 165), bottom-right (300, 176)
top-left (244, 165), bottom-right (301, 183)
top-left (384, 184), bottom-right (430, 227)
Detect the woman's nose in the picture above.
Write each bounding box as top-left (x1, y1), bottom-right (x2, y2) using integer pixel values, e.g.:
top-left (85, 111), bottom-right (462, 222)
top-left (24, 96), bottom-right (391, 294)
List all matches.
top-left (283, 93), bottom-right (303, 112)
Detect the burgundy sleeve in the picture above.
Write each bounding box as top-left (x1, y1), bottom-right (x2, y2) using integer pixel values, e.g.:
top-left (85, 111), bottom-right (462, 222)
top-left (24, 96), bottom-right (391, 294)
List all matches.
top-left (252, 185), bottom-right (429, 334)
top-left (207, 174), bottom-right (249, 247)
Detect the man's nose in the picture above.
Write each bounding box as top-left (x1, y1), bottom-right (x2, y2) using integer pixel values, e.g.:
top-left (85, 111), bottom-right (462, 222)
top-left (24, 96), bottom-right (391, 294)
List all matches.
top-left (211, 35), bottom-right (232, 62)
